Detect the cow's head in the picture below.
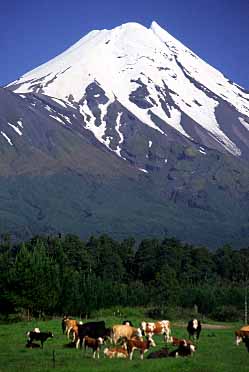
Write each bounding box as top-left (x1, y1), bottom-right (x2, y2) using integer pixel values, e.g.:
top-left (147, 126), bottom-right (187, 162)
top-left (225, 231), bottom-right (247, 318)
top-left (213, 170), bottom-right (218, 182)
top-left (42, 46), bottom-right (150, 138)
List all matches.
top-left (193, 319), bottom-right (198, 330)
top-left (235, 335), bottom-right (243, 346)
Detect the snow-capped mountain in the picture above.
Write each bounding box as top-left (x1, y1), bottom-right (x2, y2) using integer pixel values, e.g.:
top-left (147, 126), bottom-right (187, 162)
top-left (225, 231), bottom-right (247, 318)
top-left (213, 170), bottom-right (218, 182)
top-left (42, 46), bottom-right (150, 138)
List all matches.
top-left (7, 21), bottom-right (249, 161)
top-left (2, 21), bottom-right (249, 247)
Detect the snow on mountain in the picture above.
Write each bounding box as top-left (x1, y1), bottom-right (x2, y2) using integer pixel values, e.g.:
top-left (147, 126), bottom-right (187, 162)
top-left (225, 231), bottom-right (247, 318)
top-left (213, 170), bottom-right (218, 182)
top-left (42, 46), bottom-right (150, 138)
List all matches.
top-left (7, 21), bottom-right (249, 158)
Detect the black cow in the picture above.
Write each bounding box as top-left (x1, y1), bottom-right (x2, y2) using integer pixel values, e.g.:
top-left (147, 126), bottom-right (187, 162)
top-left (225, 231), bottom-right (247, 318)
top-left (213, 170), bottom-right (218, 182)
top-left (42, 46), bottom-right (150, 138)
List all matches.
top-left (26, 331), bottom-right (53, 348)
top-left (187, 319), bottom-right (202, 340)
top-left (76, 321), bottom-right (111, 349)
top-left (243, 337), bottom-right (249, 352)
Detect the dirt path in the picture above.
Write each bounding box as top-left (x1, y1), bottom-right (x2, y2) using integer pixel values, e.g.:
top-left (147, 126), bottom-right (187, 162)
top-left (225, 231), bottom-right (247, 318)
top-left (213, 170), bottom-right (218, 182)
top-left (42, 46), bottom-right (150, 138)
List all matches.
top-left (173, 322), bottom-right (232, 329)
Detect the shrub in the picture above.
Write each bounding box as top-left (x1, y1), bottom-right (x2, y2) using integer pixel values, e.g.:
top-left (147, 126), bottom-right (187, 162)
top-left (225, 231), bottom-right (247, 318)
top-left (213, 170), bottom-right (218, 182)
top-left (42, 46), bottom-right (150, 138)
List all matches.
top-left (211, 305), bottom-right (243, 322)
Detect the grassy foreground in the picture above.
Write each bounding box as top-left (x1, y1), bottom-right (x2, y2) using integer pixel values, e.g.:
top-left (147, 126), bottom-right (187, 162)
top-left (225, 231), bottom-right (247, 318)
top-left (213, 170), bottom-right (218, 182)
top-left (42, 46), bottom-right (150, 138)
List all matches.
top-left (0, 316), bottom-right (248, 372)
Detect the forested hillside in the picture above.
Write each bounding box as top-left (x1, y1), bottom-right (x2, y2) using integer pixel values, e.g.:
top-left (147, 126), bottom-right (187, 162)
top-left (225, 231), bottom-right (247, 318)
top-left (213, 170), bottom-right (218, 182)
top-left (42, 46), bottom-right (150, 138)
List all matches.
top-left (0, 234), bottom-right (248, 321)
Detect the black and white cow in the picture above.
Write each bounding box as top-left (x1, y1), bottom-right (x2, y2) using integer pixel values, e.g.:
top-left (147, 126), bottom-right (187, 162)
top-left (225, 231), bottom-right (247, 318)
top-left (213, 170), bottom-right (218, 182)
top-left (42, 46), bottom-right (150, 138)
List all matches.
top-left (26, 330), bottom-right (53, 348)
top-left (187, 319), bottom-right (201, 340)
top-left (147, 340), bottom-right (196, 359)
top-left (169, 340), bottom-right (196, 357)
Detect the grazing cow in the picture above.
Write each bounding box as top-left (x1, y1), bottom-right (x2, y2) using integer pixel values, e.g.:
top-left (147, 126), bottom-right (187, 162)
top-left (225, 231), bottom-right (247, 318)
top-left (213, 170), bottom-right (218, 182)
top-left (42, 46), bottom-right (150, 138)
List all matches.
top-left (147, 347), bottom-right (170, 359)
top-left (103, 347), bottom-right (128, 359)
top-left (82, 336), bottom-right (103, 359)
top-left (26, 330), bottom-right (53, 349)
top-left (76, 321), bottom-right (111, 349)
top-left (169, 340), bottom-right (196, 357)
top-left (122, 320), bottom-right (134, 327)
top-left (111, 324), bottom-right (142, 345)
top-left (125, 335), bottom-right (156, 360)
top-left (187, 319), bottom-right (202, 340)
top-left (141, 320), bottom-right (172, 342)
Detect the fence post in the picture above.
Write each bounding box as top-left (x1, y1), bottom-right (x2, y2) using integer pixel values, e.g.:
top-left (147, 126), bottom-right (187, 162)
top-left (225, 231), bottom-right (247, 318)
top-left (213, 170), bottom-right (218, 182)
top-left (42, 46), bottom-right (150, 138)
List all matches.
top-left (52, 350), bottom-right (55, 368)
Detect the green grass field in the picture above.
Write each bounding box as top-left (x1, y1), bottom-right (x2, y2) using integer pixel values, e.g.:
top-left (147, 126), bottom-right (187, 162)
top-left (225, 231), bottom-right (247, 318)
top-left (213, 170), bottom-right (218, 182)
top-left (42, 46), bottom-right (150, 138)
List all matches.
top-left (0, 316), bottom-right (248, 372)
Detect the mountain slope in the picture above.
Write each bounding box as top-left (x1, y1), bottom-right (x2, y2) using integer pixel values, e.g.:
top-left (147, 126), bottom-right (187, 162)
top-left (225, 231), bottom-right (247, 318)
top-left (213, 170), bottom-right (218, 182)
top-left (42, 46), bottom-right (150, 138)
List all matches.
top-left (1, 22), bottom-right (249, 247)
top-left (7, 21), bottom-right (249, 160)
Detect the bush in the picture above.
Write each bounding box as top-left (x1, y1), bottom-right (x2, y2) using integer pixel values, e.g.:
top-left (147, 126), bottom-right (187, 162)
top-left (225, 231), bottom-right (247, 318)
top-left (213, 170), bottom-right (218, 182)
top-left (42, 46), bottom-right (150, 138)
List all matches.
top-left (211, 305), bottom-right (243, 322)
top-left (146, 306), bottom-right (202, 322)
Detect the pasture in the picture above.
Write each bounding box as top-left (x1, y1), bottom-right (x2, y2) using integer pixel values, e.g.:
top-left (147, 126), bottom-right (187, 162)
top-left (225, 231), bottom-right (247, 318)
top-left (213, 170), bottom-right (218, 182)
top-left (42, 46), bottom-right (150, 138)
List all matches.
top-left (0, 317), bottom-right (248, 372)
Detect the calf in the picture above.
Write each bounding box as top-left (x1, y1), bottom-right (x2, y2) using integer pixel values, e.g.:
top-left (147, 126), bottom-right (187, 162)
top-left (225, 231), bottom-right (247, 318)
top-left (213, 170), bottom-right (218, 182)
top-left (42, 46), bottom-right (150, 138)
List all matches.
top-left (82, 336), bottom-right (103, 359)
top-left (172, 336), bottom-right (194, 347)
top-left (76, 321), bottom-right (111, 349)
top-left (169, 340), bottom-right (196, 357)
top-left (125, 335), bottom-right (156, 360)
top-left (26, 331), bottom-right (53, 349)
top-left (103, 346), bottom-right (128, 359)
top-left (187, 319), bottom-right (201, 340)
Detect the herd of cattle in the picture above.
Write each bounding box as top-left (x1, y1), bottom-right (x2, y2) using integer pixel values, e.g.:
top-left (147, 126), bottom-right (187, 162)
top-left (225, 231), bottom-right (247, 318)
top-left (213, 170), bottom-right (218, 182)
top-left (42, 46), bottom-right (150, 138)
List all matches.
top-left (26, 318), bottom-right (201, 360)
top-left (25, 317), bottom-right (249, 360)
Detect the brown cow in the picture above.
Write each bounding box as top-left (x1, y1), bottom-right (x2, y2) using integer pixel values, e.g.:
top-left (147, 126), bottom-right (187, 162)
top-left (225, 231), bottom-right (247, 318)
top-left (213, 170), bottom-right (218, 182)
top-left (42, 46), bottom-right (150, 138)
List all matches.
top-left (82, 336), bottom-right (103, 359)
top-left (63, 319), bottom-right (78, 339)
top-left (111, 324), bottom-right (142, 344)
top-left (103, 346), bottom-right (128, 359)
top-left (125, 335), bottom-right (156, 360)
top-left (141, 320), bottom-right (172, 342)
top-left (172, 336), bottom-right (194, 347)
top-left (64, 319), bottom-right (82, 340)
top-left (235, 329), bottom-right (249, 346)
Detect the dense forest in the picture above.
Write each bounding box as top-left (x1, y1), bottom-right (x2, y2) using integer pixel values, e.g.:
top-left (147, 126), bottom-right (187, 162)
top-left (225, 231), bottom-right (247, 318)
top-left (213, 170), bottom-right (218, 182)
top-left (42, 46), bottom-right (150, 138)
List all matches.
top-left (0, 233), bottom-right (248, 322)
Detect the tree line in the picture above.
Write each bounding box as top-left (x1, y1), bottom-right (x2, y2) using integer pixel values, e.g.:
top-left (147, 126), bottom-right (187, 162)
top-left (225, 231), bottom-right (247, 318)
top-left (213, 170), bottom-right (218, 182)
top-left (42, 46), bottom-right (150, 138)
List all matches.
top-left (0, 233), bottom-right (248, 321)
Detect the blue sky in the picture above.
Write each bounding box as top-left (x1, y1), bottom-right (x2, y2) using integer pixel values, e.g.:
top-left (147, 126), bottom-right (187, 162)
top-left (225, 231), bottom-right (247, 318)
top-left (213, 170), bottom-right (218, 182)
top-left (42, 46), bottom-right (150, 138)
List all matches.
top-left (1, 0), bottom-right (249, 88)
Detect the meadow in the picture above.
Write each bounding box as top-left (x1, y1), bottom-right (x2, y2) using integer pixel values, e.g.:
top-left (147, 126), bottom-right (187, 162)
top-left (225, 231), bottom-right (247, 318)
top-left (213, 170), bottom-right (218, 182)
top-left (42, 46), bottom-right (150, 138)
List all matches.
top-left (0, 314), bottom-right (248, 372)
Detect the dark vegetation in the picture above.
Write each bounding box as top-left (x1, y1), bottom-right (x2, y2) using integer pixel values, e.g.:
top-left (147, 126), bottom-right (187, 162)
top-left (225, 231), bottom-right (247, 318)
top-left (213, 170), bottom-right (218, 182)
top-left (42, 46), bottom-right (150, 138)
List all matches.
top-left (0, 233), bottom-right (248, 322)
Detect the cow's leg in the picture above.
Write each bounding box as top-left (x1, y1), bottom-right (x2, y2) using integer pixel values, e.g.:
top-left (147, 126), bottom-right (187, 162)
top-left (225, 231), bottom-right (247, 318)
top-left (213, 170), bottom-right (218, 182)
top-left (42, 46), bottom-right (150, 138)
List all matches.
top-left (93, 350), bottom-right (96, 359)
top-left (66, 327), bottom-right (70, 339)
top-left (129, 349), bottom-right (134, 360)
top-left (82, 338), bottom-right (86, 351)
